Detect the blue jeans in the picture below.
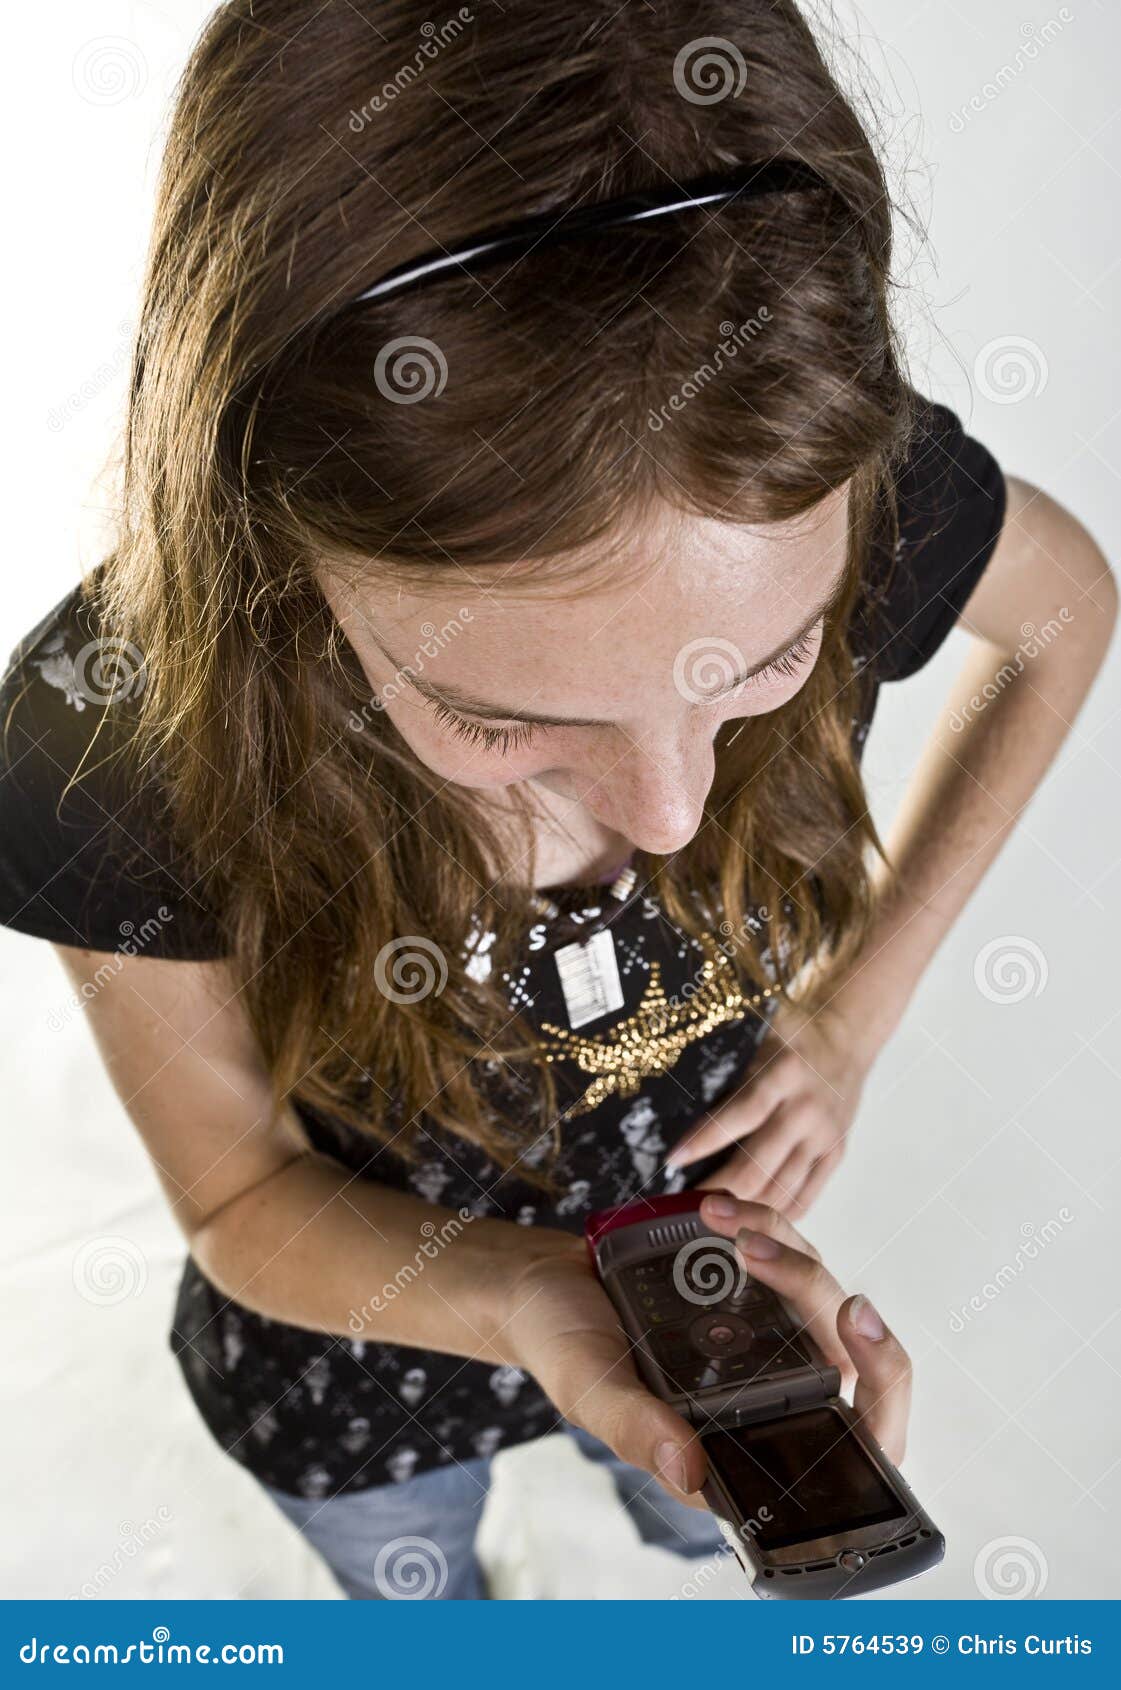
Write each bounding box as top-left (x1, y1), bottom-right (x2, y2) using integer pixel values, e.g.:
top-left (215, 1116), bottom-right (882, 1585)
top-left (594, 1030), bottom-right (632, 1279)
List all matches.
top-left (262, 1426), bottom-right (724, 1599)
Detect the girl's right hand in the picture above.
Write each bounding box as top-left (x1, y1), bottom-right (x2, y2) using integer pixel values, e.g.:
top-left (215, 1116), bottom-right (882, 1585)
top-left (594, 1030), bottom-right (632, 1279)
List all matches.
top-left (502, 1196), bottom-right (912, 1509)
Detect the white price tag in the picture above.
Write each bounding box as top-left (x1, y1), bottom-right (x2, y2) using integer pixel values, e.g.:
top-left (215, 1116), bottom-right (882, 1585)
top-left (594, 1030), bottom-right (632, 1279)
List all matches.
top-left (554, 927), bottom-right (625, 1029)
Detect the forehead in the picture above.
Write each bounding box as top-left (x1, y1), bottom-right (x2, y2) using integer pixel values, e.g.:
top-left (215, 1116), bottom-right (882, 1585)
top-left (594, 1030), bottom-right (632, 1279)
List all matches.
top-left (340, 490), bottom-right (849, 698)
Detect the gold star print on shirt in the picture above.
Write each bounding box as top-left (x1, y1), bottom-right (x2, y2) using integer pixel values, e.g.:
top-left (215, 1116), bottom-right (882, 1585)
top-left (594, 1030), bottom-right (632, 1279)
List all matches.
top-left (538, 930), bottom-right (776, 1117)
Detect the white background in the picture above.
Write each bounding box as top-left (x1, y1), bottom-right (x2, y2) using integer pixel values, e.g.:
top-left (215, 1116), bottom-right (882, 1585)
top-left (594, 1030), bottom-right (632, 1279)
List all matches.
top-left (1, 0), bottom-right (1118, 1600)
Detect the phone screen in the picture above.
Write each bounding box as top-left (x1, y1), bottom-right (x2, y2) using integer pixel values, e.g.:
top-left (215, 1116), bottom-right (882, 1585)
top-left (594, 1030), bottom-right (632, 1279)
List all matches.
top-left (701, 1405), bottom-right (907, 1551)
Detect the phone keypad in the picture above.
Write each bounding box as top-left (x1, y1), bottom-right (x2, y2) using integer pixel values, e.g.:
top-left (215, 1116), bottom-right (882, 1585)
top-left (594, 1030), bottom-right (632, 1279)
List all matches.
top-left (620, 1255), bottom-right (809, 1395)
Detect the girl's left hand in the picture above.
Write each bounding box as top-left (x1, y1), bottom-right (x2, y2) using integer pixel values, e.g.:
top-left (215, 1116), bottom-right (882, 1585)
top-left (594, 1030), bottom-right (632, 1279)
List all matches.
top-left (696, 1194), bottom-right (913, 1464)
top-left (668, 1002), bottom-right (875, 1217)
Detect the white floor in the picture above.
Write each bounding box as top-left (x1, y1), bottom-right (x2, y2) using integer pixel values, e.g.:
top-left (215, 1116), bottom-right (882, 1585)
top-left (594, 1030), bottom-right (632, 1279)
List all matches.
top-left (3, 0), bottom-right (1120, 1605)
top-left (2, 620), bottom-right (1118, 1601)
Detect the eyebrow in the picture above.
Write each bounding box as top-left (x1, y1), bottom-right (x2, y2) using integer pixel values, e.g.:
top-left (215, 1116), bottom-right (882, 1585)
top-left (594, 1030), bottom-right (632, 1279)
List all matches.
top-left (372, 569), bottom-right (848, 727)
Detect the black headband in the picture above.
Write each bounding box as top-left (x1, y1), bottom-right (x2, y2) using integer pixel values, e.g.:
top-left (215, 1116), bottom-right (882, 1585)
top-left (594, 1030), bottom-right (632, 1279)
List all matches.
top-left (348, 157), bottom-right (835, 308)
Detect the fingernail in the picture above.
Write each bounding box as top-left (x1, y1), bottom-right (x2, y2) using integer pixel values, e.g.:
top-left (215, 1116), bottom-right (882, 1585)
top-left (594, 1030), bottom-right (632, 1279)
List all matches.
top-left (737, 1226), bottom-right (780, 1260)
top-left (655, 1439), bottom-right (688, 1492)
top-left (701, 1194), bottom-right (737, 1217)
top-left (850, 1294), bottom-right (885, 1341)
top-left (664, 1161), bottom-right (681, 1177)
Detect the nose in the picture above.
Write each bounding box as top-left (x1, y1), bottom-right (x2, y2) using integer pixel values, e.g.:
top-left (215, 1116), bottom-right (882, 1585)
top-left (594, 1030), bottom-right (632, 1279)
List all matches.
top-left (576, 726), bottom-right (714, 855)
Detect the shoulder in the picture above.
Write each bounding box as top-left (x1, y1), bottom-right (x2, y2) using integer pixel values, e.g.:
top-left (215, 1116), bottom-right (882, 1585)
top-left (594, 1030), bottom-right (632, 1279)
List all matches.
top-left (852, 390), bottom-right (1008, 682)
top-left (0, 577), bottom-right (224, 957)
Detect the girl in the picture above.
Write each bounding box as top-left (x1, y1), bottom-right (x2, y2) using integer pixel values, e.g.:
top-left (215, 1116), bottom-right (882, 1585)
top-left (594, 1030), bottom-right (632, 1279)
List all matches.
top-left (0, 0), bottom-right (1114, 1600)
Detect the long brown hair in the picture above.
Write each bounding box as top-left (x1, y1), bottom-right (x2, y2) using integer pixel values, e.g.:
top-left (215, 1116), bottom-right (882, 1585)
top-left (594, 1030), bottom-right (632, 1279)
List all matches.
top-left (95, 0), bottom-right (916, 1178)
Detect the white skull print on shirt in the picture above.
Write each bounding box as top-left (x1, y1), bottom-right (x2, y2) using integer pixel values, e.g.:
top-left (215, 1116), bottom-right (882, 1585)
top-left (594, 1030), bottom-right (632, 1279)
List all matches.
top-left (385, 1446), bottom-right (420, 1484)
top-left (488, 1366), bottom-right (526, 1409)
top-left (617, 1096), bottom-right (665, 1185)
top-left (398, 1367), bottom-right (428, 1408)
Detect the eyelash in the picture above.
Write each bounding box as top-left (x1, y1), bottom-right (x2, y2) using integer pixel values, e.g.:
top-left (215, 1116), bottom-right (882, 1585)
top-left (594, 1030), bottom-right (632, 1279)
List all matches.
top-left (428, 698), bottom-right (542, 754)
top-left (426, 625), bottom-right (821, 753)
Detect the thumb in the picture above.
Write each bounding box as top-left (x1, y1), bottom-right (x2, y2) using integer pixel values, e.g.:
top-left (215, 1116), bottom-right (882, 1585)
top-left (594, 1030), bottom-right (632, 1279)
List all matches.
top-left (836, 1293), bottom-right (912, 1466)
top-left (547, 1335), bottom-right (707, 1498)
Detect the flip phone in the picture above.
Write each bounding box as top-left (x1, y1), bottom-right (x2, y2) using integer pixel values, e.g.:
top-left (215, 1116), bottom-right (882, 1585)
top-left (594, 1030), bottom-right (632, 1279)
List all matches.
top-left (585, 1194), bottom-right (944, 1599)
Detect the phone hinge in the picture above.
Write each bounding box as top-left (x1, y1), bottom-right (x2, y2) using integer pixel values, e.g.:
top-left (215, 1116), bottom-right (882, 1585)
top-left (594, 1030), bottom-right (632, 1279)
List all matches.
top-left (723, 1363), bottom-right (840, 1428)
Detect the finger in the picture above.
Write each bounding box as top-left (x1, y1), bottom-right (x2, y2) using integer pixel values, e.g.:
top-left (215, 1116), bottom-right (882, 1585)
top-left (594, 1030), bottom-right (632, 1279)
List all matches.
top-left (722, 1218), bottom-right (849, 1374)
top-left (751, 1146), bottom-right (818, 1214)
top-left (667, 1081), bottom-right (782, 1169)
top-left (785, 1146), bottom-right (844, 1219)
top-left (697, 1194), bottom-right (821, 1261)
top-left (543, 1331), bottom-right (708, 1498)
top-left (694, 1140), bottom-right (782, 1204)
top-left (695, 1147), bottom-right (776, 1202)
top-left (837, 1294), bottom-right (912, 1466)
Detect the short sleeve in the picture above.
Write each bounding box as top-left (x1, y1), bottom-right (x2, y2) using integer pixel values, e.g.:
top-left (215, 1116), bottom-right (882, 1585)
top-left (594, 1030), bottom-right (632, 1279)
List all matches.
top-left (854, 393), bottom-right (1008, 682)
top-left (0, 586), bottom-right (227, 958)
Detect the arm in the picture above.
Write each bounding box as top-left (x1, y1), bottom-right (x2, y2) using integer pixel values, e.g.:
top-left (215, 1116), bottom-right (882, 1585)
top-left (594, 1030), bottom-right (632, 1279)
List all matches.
top-left (52, 944), bottom-right (696, 1489)
top-left (670, 477), bottom-right (1118, 1212)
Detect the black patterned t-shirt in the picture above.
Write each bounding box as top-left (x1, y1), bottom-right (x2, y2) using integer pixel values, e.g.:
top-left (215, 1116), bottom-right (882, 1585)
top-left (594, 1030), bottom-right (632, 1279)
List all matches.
top-left (0, 394), bottom-right (1007, 1497)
